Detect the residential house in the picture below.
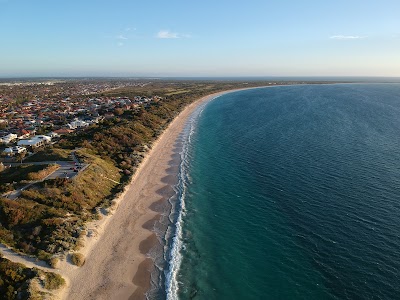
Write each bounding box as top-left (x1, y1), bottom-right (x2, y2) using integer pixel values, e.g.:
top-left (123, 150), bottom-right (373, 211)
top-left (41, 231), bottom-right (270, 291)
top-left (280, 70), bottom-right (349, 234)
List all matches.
top-left (2, 146), bottom-right (26, 156)
top-left (0, 133), bottom-right (18, 144)
top-left (18, 135), bottom-right (51, 149)
top-left (68, 119), bottom-right (89, 129)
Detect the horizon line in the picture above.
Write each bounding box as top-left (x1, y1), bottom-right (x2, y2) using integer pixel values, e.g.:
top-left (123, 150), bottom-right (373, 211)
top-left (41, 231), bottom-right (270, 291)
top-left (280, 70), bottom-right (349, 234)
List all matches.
top-left (1, 75), bottom-right (400, 80)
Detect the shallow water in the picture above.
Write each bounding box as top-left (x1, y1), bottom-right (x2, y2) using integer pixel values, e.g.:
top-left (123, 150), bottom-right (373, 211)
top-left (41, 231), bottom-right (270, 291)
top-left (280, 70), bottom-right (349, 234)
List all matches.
top-left (164, 84), bottom-right (400, 300)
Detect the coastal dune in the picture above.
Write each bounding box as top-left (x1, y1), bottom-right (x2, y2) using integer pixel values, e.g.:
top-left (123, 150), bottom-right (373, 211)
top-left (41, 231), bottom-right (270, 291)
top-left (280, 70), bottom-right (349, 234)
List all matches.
top-left (61, 91), bottom-right (229, 300)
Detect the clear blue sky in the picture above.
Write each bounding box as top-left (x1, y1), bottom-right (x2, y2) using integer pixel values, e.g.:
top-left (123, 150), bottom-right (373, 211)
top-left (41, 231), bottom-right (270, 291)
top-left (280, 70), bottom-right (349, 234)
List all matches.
top-left (1, 0), bottom-right (399, 77)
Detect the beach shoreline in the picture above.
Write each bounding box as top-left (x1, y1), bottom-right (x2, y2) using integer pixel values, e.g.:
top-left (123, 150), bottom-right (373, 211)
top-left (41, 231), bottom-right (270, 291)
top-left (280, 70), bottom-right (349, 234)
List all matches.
top-left (60, 89), bottom-right (245, 300)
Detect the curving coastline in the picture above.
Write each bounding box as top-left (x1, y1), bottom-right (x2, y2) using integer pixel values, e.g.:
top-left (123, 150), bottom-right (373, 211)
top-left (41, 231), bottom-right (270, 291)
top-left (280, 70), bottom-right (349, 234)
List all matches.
top-left (60, 90), bottom-right (239, 300)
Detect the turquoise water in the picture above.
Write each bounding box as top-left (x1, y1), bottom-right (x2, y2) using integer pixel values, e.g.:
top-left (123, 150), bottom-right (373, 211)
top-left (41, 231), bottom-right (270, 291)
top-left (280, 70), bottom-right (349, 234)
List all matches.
top-left (165, 84), bottom-right (400, 300)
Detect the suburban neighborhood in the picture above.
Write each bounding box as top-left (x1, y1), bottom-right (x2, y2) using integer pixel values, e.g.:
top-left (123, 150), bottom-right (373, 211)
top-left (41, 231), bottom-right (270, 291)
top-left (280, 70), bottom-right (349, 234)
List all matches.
top-left (0, 79), bottom-right (161, 194)
top-left (0, 79), bottom-right (160, 157)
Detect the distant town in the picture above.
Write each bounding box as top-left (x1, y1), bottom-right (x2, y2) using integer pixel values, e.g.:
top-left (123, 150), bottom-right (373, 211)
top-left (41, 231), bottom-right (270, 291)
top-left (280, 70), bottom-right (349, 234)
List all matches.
top-left (0, 79), bottom-right (160, 160)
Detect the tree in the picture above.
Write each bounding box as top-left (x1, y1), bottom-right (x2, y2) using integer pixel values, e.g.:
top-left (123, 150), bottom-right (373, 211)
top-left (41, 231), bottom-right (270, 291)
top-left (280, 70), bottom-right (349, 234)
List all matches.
top-left (114, 108), bottom-right (124, 116)
top-left (15, 151), bottom-right (26, 164)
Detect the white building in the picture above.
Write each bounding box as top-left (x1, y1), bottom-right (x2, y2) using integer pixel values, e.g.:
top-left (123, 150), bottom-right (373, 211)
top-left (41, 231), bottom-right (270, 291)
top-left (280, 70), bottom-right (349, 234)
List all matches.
top-left (17, 135), bottom-right (51, 148)
top-left (12, 146), bottom-right (27, 154)
top-left (2, 146), bottom-right (26, 156)
top-left (68, 119), bottom-right (89, 129)
top-left (48, 132), bottom-right (60, 138)
top-left (2, 147), bottom-right (13, 155)
top-left (0, 133), bottom-right (18, 144)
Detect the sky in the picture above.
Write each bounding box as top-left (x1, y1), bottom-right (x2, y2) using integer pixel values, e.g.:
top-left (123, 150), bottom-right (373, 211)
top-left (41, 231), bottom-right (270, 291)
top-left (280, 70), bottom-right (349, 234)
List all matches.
top-left (0, 0), bottom-right (400, 77)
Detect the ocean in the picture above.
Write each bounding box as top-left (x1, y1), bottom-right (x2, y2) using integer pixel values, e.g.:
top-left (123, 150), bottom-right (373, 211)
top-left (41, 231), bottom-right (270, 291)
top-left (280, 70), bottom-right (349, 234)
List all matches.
top-left (162, 84), bottom-right (400, 300)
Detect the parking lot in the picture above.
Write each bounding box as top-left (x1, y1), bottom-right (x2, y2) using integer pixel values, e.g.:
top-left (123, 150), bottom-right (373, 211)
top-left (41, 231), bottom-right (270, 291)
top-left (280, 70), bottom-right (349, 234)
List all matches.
top-left (46, 162), bottom-right (88, 180)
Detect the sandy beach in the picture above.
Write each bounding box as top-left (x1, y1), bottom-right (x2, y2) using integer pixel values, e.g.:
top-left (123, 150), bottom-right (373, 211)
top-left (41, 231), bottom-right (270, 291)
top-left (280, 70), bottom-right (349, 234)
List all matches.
top-left (59, 90), bottom-right (232, 300)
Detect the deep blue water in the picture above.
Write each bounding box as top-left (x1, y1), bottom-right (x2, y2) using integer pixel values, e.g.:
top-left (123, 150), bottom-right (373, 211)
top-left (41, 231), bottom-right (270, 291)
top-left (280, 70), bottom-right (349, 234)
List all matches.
top-left (167, 84), bottom-right (400, 300)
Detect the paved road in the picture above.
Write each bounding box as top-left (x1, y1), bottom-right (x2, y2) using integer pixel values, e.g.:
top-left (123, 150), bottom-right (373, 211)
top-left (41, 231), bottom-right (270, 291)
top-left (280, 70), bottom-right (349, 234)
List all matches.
top-left (6, 161), bottom-right (72, 166)
top-left (6, 181), bottom-right (40, 199)
top-left (51, 150), bottom-right (90, 179)
top-left (46, 161), bottom-right (83, 180)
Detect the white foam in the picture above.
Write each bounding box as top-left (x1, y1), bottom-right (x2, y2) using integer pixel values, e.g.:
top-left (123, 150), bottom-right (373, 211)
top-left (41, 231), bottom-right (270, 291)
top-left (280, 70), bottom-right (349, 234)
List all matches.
top-left (164, 102), bottom-right (209, 300)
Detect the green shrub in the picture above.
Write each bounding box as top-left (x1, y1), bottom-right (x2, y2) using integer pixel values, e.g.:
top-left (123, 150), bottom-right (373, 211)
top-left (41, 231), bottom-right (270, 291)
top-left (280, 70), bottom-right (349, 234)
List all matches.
top-left (0, 256), bottom-right (37, 297)
top-left (37, 250), bottom-right (52, 262)
top-left (49, 257), bottom-right (59, 269)
top-left (43, 272), bottom-right (65, 290)
top-left (27, 164), bottom-right (59, 180)
top-left (71, 253), bottom-right (85, 267)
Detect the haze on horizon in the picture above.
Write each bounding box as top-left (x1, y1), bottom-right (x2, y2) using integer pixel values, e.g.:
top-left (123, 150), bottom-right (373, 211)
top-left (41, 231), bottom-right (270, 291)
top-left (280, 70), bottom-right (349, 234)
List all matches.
top-left (1, 0), bottom-right (399, 78)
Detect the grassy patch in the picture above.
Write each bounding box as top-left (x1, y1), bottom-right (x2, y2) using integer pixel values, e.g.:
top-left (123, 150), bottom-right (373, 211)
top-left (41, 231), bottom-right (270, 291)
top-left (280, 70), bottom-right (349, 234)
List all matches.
top-left (0, 165), bottom-right (49, 184)
top-left (24, 148), bottom-right (71, 163)
top-left (0, 165), bottom-right (51, 193)
top-left (27, 164), bottom-right (59, 181)
top-left (0, 149), bottom-right (121, 260)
